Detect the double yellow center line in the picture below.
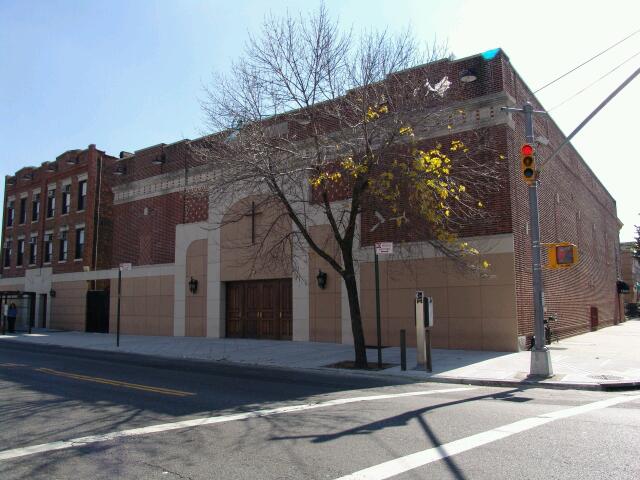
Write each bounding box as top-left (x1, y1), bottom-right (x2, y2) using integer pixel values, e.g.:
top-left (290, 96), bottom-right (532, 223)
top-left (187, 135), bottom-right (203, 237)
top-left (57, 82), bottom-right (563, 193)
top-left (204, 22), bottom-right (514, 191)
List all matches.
top-left (35, 367), bottom-right (196, 397)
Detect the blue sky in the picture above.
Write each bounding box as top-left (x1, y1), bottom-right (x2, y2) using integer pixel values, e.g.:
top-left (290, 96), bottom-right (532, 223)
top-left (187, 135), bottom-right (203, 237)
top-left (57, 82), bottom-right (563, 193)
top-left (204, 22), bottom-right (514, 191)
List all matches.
top-left (1, 0), bottom-right (639, 241)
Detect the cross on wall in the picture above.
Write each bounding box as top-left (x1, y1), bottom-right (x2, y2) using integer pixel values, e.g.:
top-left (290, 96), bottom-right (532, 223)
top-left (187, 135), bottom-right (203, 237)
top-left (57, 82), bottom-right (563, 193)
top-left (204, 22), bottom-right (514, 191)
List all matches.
top-left (241, 201), bottom-right (263, 244)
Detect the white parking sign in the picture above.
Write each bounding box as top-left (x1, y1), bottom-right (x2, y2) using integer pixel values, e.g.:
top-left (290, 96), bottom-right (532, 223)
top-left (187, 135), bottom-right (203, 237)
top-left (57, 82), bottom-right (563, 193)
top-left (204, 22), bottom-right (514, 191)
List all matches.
top-left (375, 242), bottom-right (393, 255)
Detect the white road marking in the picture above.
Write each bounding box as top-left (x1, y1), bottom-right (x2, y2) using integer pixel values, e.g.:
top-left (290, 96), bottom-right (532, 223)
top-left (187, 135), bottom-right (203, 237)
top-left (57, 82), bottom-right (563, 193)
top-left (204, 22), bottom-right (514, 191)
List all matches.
top-left (334, 393), bottom-right (640, 480)
top-left (0, 386), bottom-right (475, 461)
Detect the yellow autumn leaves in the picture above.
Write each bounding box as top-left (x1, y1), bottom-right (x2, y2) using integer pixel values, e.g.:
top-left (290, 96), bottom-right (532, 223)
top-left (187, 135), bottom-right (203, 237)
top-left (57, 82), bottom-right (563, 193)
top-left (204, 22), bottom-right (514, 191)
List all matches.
top-left (365, 104), bottom-right (389, 122)
top-left (307, 104), bottom-right (493, 271)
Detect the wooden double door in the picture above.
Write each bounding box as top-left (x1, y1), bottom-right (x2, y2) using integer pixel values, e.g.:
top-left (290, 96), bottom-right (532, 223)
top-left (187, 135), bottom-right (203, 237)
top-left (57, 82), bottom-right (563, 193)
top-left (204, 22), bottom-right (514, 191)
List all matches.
top-left (226, 279), bottom-right (292, 340)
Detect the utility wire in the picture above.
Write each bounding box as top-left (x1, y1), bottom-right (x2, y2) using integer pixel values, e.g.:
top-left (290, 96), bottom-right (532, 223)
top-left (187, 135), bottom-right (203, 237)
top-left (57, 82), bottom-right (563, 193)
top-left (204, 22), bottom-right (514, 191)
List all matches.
top-left (540, 65), bottom-right (640, 169)
top-left (533, 28), bottom-right (640, 94)
top-left (548, 50), bottom-right (640, 111)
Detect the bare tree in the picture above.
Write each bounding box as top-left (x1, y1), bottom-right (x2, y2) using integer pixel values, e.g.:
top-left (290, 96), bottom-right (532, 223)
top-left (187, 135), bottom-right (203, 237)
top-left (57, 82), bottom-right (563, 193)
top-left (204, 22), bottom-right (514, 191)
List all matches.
top-left (197, 5), bottom-right (504, 368)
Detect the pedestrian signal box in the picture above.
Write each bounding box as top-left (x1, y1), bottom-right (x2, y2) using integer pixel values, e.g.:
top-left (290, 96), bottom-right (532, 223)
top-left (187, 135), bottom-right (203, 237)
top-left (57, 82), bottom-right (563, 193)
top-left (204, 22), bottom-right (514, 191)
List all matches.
top-left (546, 243), bottom-right (578, 269)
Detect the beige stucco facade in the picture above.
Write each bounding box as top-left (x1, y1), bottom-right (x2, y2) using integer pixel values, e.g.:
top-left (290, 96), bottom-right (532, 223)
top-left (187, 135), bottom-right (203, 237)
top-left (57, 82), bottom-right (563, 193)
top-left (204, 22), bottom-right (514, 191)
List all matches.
top-left (185, 239), bottom-right (207, 336)
top-left (51, 280), bottom-right (87, 331)
top-left (1, 190), bottom-right (520, 352)
top-left (307, 225), bottom-right (342, 343)
top-left (219, 195), bottom-right (292, 282)
top-left (359, 252), bottom-right (517, 351)
top-left (108, 275), bottom-right (174, 336)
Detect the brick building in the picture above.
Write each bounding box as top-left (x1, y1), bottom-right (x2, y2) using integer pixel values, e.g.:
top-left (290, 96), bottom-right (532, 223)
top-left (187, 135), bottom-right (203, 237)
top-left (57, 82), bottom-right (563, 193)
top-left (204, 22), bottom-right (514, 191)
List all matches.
top-left (620, 242), bottom-right (639, 308)
top-left (1, 145), bottom-right (117, 330)
top-left (0, 50), bottom-right (625, 350)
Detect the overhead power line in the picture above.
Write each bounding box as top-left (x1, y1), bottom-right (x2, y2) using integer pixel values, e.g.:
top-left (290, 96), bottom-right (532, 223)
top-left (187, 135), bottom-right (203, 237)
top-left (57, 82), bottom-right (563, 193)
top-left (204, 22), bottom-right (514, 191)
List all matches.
top-left (540, 65), bottom-right (640, 169)
top-left (549, 49), bottom-right (640, 111)
top-left (533, 28), bottom-right (640, 94)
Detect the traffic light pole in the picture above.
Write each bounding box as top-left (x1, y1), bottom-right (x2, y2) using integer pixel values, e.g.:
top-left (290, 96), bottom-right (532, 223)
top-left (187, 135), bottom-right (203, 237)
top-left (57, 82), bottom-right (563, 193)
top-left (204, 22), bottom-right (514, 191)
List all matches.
top-left (504, 102), bottom-right (553, 377)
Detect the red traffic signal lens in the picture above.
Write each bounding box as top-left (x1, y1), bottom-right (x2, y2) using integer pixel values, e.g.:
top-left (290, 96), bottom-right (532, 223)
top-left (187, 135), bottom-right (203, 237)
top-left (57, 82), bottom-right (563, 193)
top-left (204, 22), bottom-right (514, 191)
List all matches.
top-left (521, 144), bottom-right (533, 156)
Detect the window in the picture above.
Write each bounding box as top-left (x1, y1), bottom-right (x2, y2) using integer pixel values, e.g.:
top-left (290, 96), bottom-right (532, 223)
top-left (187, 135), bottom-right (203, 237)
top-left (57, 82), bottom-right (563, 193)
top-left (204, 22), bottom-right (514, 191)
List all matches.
top-left (19, 197), bottom-right (27, 224)
top-left (58, 230), bottom-right (68, 262)
top-left (32, 193), bottom-right (40, 222)
top-left (17, 238), bottom-right (24, 266)
top-left (29, 235), bottom-right (37, 265)
top-left (61, 185), bottom-right (71, 215)
top-left (44, 234), bottom-right (53, 263)
top-left (75, 228), bottom-right (85, 260)
top-left (78, 180), bottom-right (87, 211)
top-left (46, 189), bottom-right (56, 218)
top-left (3, 240), bottom-right (11, 267)
top-left (6, 200), bottom-right (14, 227)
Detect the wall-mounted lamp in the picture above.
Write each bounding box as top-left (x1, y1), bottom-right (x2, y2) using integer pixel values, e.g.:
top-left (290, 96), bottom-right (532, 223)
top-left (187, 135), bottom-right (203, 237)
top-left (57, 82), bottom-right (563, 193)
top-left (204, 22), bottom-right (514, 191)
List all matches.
top-left (113, 165), bottom-right (127, 176)
top-left (316, 269), bottom-right (328, 289)
top-left (188, 277), bottom-right (199, 294)
top-left (459, 68), bottom-right (478, 83)
top-left (49, 289), bottom-right (56, 298)
top-left (45, 162), bottom-right (58, 173)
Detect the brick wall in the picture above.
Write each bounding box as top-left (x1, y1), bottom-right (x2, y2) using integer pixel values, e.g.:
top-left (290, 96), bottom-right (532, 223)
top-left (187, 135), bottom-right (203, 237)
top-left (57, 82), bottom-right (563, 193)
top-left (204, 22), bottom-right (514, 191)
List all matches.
top-left (360, 126), bottom-right (512, 246)
top-left (501, 55), bottom-right (621, 340)
top-left (111, 140), bottom-right (205, 186)
top-left (2, 145), bottom-right (117, 278)
top-left (108, 139), bottom-right (209, 268)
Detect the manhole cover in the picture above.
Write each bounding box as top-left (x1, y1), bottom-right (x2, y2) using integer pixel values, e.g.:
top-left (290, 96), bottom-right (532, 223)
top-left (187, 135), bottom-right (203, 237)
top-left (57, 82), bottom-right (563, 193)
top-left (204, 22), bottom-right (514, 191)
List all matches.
top-left (588, 374), bottom-right (624, 381)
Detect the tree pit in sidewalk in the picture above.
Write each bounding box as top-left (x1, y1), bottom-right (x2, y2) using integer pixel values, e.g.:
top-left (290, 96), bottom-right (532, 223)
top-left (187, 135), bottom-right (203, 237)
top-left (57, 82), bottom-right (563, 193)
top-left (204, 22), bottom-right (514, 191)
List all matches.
top-left (324, 360), bottom-right (397, 371)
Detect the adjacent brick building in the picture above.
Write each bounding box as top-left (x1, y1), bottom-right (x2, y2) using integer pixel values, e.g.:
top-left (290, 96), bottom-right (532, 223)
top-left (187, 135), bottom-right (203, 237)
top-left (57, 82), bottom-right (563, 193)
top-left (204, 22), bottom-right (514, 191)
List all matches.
top-left (0, 49), bottom-right (626, 350)
top-left (1, 145), bottom-right (117, 329)
top-left (620, 242), bottom-right (639, 308)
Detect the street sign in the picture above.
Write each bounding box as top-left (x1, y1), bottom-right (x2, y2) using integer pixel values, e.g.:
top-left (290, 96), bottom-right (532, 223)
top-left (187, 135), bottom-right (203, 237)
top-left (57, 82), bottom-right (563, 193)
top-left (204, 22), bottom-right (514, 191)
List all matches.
top-left (375, 242), bottom-right (393, 255)
top-left (119, 263), bottom-right (132, 271)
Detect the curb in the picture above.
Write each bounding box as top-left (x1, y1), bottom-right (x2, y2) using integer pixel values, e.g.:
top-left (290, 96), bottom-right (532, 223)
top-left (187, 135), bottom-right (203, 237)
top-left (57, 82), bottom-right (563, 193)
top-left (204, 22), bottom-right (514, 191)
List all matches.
top-left (303, 365), bottom-right (640, 392)
top-left (3, 337), bottom-right (640, 392)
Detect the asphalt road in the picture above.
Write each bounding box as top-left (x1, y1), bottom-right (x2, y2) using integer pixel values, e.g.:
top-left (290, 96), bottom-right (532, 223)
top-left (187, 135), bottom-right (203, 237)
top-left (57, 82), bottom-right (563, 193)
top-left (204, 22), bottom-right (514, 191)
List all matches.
top-left (0, 342), bottom-right (638, 479)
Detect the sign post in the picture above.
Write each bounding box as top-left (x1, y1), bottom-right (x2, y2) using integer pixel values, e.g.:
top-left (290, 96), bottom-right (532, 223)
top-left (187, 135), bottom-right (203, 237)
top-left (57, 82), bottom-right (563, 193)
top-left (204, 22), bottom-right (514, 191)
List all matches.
top-left (117, 263), bottom-right (132, 347)
top-left (374, 242), bottom-right (393, 368)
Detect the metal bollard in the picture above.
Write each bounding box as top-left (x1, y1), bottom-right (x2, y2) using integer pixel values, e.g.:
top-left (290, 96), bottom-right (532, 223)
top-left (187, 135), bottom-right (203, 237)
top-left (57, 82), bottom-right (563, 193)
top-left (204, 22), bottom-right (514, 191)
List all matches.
top-left (400, 329), bottom-right (407, 371)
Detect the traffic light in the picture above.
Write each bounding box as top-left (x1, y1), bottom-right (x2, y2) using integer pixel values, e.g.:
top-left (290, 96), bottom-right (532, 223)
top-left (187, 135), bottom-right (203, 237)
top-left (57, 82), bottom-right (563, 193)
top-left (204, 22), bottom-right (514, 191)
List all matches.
top-left (520, 143), bottom-right (537, 184)
top-left (546, 243), bottom-right (578, 269)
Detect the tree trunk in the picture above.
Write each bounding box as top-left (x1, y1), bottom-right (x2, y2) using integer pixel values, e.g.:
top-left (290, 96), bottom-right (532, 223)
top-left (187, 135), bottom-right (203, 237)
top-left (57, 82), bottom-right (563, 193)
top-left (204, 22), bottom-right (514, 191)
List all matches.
top-left (343, 266), bottom-right (368, 368)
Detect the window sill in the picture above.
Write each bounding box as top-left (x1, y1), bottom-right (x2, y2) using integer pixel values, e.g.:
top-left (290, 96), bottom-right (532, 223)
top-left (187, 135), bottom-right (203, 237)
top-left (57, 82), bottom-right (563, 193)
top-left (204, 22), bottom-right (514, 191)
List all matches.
top-left (43, 262), bottom-right (51, 266)
top-left (58, 260), bottom-right (67, 264)
top-left (77, 209), bottom-right (85, 213)
top-left (61, 213), bottom-right (69, 217)
top-left (74, 258), bottom-right (83, 262)
top-left (28, 263), bottom-right (36, 267)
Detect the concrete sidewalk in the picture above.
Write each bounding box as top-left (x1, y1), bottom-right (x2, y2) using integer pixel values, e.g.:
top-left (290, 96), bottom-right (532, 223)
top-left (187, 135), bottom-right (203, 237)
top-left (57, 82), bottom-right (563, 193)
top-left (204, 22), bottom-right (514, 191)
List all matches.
top-left (2, 318), bottom-right (639, 390)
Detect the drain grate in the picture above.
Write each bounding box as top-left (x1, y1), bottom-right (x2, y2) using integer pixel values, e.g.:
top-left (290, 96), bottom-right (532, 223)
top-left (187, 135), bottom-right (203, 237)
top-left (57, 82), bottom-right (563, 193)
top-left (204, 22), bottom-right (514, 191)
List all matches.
top-left (588, 374), bottom-right (625, 381)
